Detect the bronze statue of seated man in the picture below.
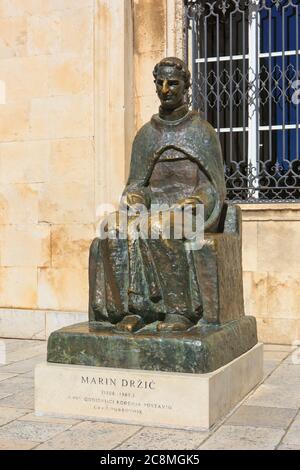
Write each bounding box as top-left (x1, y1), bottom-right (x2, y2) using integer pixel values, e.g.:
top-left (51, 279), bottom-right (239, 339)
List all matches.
top-left (88, 57), bottom-right (243, 333)
top-left (47, 58), bottom-right (257, 373)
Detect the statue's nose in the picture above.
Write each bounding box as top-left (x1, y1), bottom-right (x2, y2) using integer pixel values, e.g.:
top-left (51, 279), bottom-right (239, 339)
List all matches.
top-left (162, 79), bottom-right (169, 94)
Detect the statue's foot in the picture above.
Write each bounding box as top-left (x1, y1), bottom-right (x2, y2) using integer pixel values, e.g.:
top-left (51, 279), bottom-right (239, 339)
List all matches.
top-left (115, 314), bottom-right (145, 333)
top-left (91, 303), bottom-right (110, 322)
top-left (89, 320), bottom-right (114, 332)
top-left (157, 314), bottom-right (193, 332)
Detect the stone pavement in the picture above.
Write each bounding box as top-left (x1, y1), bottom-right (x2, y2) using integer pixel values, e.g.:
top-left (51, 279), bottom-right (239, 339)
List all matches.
top-left (0, 339), bottom-right (299, 450)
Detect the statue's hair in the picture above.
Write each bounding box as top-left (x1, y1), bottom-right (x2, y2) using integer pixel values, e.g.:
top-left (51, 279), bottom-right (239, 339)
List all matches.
top-left (153, 57), bottom-right (191, 90)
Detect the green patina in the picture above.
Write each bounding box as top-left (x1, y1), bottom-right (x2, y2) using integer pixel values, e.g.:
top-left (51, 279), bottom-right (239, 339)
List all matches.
top-left (47, 57), bottom-right (258, 373)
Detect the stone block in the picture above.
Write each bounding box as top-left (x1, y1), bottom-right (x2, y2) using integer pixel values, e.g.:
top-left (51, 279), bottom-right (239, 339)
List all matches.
top-left (199, 424), bottom-right (284, 450)
top-left (0, 0), bottom-right (45, 17)
top-left (0, 268), bottom-right (37, 309)
top-left (0, 341), bottom-right (5, 365)
top-left (0, 308), bottom-right (45, 339)
top-left (0, 101), bottom-right (29, 141)
top-left (49, 139), bottom-right (93, 183)
top-left (0, 353), bottom-right (46, 374)
top-left (117, 427), bottom-right (208, 450)
top-left (30, 95), bottom-right (93, 140)
top-left (52, 0), bottom-right (94, 11)
top-left (35, 421), bottom-right (140, 450)
top-left (281, 426), bottom-right (300, 448)
top-left (240, 203), bottom-right (300, 221)
top-left (0, 183), bottom-right (39, 224)
top-left (60, 6), bottom-right (93, 56)
top-left (267, 272), bottom-right (300, 319)
top-left (27, 14), bottom-right (61, 56)
top-left (257, 221), bottom-right (300, 273)
top-left (0, 79), bottom-right (5, 104)
top-left (0, 56), bottom-right (49, 102)
top-left (51, 224), bottom-right (94, 269)
top-left (38, 182), bottom-right (94, 224)
top-left (0, 1), bottom-right (93, 17)
top-left (243, 271), bottom-right (268, 317)
top-left (1, 341), bottom-right (45, 363)
top-left (45, 311), bottom-right (88, 338)
top-left (0, 407), bottom-right (29, 427)
top-left (38, 268), bottom-right (88, 312)
top-left (35, 343), bottom-right (263, 430)
top-left (133, 0), bottom-right (166, 54)
top-left (265, 363), bottom-right (300, 386)
top-left (256, 317), bottom-right (300, 345)
top-left (0, 439), bottom-right (37, 450)
top-left (0, 389), bottom-right (34, 409)
top-left (0, 420), bottom-right (72, 443)
top-left (0, 16), bottom-right (27, 59)
top-left (0, 141), bottom-right (50, 184)
top-left (246, 381), bottom-right (300, 409)
top-left (242, 221), bottom-right (257, 271)
top-left (134, 50), bottom-right (165, 99)
top-left (226, 405), bottom-right (297, 429)
top-left (18, 412), bottom-right (80, 425)
top-left (0, 224), bottom-right (50, 267)
top-left (135, 95), bottom-right (159, 129)
top-left (48, 54), bottom-right (93, 96)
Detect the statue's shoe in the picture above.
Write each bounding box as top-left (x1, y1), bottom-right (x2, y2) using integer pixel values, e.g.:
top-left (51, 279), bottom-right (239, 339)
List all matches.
top-left (114, 314), bottom-right (145, 333)
top-left (157, 314), bottom-right (193, 332)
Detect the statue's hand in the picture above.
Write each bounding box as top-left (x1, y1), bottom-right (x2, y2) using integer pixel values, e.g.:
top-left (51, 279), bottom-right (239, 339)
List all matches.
top-left (172, 197), bottom-right (203, 215)
top-left (121, 190), bottom-right (150, 212)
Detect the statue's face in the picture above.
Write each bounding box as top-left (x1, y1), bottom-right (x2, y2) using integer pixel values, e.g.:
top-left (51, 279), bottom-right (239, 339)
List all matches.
top-left (155, 66), bottom-right (186, 110)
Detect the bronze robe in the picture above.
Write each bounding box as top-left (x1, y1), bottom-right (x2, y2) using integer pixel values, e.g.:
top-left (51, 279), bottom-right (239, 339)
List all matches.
top-left (89, 111), bottom-right (226, 325)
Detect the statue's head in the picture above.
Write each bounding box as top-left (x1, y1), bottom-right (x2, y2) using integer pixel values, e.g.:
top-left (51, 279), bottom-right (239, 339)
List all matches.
top-left (153, 57), bottom-right (191, 111)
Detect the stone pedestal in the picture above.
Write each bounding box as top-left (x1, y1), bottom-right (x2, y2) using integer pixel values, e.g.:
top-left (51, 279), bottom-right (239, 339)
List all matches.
top-left (35, 343), bottom-right (263, 430)
top-left (47, 316), bottom-right (258, 373)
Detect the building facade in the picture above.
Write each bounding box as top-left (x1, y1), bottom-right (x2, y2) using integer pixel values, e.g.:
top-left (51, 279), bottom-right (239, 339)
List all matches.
top-left (0, 0), bottom-right (299, 344)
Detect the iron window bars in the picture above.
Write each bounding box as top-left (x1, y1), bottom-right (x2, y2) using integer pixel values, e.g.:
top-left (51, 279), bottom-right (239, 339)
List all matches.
top-left (184, 0), bottom-right (300, 202)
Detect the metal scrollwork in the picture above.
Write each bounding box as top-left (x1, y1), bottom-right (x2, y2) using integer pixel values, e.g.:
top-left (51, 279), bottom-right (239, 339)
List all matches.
top-left (184, 0), bottom-right (300, 202)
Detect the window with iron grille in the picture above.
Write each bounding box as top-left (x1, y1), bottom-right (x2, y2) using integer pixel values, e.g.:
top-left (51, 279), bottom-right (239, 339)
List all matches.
top-left (183, 0), bottom-right (300, 202)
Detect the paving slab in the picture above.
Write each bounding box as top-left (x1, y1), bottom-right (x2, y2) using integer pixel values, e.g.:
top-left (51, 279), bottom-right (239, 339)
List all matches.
top-left (0, 438), bottom-right (38, 450)
top-left (18, 412), bottom-right (80, 426)
top-left (199, 425), bottom-right (285, 450)
top-left (0, 388), bottom-right (35, 410)
top-left (35, 421), bottom-right (141, 450)
top-left (246, 383), bottom-right (300, 409)
top-left (117, 427), bottom-right (209, 450)
top-left (0, 407), bottom-right (29, 426)
top-left (0, 420), bottom-right (73, 443)
top-left (225, 405), bottom-right (297, 429)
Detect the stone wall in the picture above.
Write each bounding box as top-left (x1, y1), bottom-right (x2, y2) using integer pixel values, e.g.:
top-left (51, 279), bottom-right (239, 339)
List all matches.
top-left (242, 204), bottom-right (300, 345)
top-left (0, 1), bottom-right (95, 336)
top-left (0, 0), bottom-right (169, 338)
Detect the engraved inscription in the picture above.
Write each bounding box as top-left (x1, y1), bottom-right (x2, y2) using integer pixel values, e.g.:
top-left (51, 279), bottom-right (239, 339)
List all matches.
top-left (65, 373), bottom-right (172, 418)
top-left (81, 376), bottom-right (156, 390)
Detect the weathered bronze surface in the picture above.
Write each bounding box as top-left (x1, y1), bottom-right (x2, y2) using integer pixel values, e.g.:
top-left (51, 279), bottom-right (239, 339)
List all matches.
top-left (89, 58), bottom-right (227, 331)
top-left (47, 317), bottom-right (257, 373)
top-left (48, 57), bottom-right (257, 372)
